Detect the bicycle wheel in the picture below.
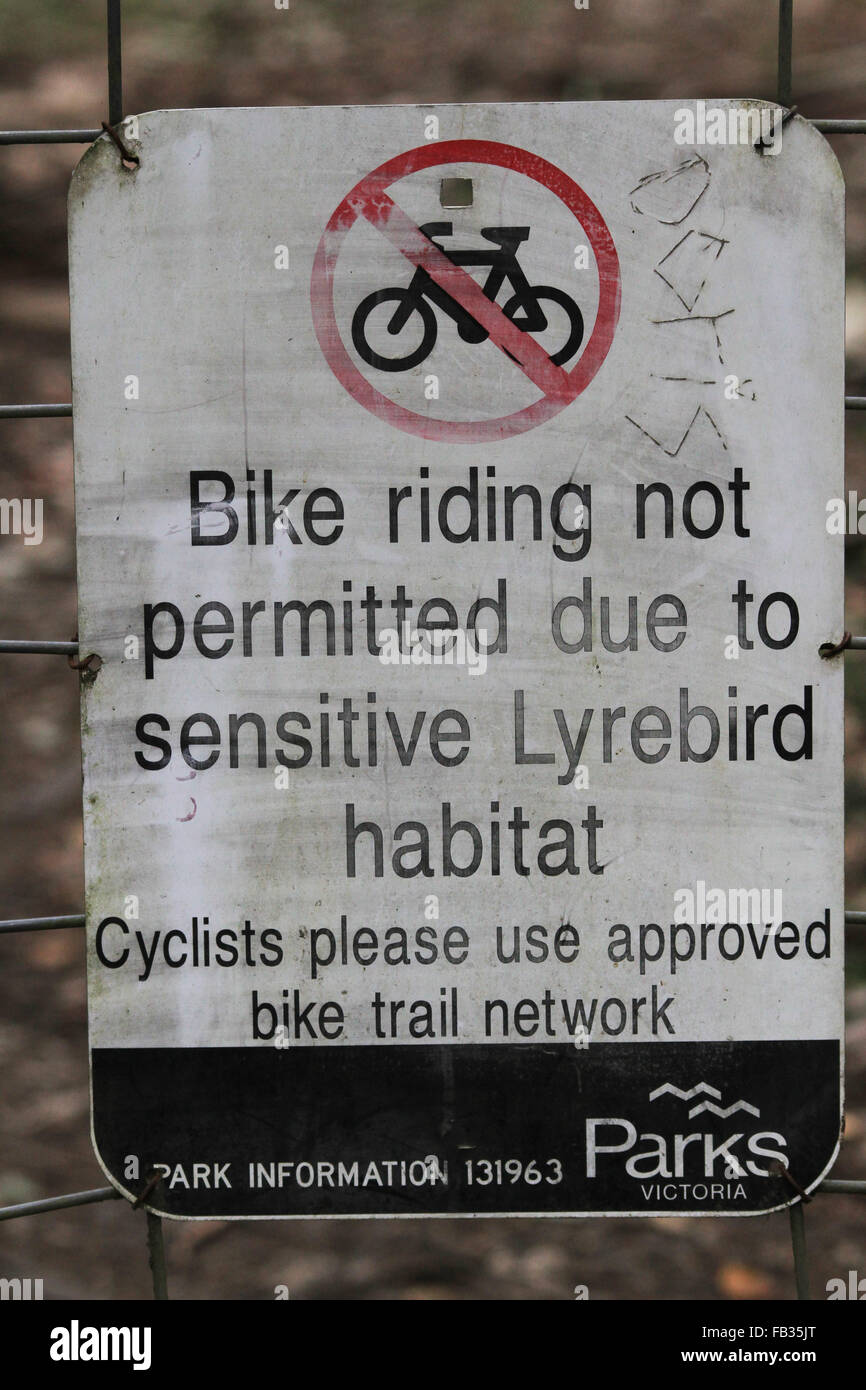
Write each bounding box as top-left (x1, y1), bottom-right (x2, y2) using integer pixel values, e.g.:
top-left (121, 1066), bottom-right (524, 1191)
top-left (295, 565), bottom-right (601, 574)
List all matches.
top-left (501, 286), bottom-right (584, 367)
top-left (351, 289), bottom-right (437, 372)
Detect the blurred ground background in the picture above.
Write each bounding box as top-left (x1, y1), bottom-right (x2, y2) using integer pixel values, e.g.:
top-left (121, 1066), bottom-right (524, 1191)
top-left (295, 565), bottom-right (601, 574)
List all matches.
top-left (1, 0), bottom-right (866, 1300)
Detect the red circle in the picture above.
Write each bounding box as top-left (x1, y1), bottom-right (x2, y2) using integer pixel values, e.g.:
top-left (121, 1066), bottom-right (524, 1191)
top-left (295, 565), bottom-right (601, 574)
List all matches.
top-left (311, 139), bottom-right (621, 443)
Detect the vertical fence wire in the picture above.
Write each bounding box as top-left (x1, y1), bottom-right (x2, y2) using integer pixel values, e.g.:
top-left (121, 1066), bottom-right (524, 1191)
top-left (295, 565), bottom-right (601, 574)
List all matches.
top-left (146, 1213), bottom-right (169, 1300)
top-left (108, 1), bottom-right (169, 1298)
top-left (778, 0), bottom-right (811, 1301)
top-left (778, 0), bottom-right (794, 107)
top-left (107, 0), bottom-right (123, 127)
top-left (789, 1202), bottom-right (812, 1301)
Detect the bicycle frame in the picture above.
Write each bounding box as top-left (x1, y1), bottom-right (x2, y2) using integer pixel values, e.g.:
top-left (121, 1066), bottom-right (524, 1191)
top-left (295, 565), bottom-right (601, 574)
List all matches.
top-left (389, 224), bottom-right (548, 342)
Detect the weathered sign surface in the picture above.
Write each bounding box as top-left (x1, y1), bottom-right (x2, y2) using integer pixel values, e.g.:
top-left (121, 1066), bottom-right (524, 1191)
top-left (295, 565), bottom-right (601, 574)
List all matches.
top-left (69, 102), bottom-right (844, 1217)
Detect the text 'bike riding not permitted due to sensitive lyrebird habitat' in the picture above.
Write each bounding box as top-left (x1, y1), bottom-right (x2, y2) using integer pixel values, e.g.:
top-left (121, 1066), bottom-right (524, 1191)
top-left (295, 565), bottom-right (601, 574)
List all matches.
top-left (68, 102), bottom-right (844, 1218)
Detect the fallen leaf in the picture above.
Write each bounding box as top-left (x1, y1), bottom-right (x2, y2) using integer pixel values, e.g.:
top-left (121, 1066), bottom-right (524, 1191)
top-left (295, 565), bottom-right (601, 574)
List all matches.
top-left (717, 1262), bottom-right (773, 1300)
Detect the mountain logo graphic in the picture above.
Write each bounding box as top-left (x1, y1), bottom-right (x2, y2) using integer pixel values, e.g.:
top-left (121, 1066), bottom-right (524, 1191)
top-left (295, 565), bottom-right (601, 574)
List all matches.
top-left (649, 1081), bottom-right (761, 1120)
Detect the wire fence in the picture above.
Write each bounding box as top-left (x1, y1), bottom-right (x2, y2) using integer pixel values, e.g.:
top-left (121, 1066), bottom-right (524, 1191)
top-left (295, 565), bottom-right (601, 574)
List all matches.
top-left (0, 0), bottom-right (863, 1302)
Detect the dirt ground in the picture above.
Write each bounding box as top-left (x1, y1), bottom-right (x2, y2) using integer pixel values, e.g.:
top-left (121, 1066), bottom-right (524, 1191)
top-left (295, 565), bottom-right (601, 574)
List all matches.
top-left (2, 0), bottom-right (866, 1299)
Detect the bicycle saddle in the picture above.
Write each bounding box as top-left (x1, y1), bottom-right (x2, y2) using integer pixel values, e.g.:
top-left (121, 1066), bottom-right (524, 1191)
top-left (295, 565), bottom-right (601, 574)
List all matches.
top-left (479, 226), bottom-right (531, 247)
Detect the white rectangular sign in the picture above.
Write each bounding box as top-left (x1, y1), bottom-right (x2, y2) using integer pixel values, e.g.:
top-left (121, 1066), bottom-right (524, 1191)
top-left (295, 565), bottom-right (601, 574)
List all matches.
top-left (69, 101), bottom-right (844, 1218)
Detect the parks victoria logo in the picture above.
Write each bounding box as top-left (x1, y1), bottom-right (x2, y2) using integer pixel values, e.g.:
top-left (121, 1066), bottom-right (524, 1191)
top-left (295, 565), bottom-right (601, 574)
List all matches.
top-left (586, 1081), bottom-right (788, 1205)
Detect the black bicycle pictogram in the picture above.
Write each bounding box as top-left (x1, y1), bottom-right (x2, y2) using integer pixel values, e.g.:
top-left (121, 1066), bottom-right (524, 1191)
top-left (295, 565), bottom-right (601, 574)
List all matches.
top-left (351, 223), bottom-right (585, 372)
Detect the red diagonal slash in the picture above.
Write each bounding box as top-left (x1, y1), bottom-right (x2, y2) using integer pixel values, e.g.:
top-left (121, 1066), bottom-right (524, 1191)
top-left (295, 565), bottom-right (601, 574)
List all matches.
top-left (350, 188), bottom-right (573, 402)
top-left (311, 140), bottom-right (620, 442)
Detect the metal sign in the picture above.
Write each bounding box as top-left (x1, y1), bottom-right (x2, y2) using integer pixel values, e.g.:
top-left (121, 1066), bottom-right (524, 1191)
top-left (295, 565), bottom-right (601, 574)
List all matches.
top-left (69, 101), bottom-right (844, 1219)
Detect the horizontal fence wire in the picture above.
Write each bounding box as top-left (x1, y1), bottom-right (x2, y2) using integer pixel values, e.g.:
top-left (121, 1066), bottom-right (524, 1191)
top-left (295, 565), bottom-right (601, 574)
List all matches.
top-left (0, 1187), bottom-right (121, 1222)
top-left (11, 634), bottom-right (866, 658)
top-left (813, 119), bottom-right (866, 134)
top-left (0, 641), bottom-right (79, 655)
top-left (0, 404), bottom-right (72, 418)
top-left (0, 1174), bottom-right (861, 1226)
top-left (5, 913), bottom-right (865, 934)
top-left (0, 129), bottom-right (102, 144)
top-left (3, 398), bottom-right (864, 420)
top-left (0, 915), bottom-right (85, 934)
top-left (0, 123), bottom-right (863, 153)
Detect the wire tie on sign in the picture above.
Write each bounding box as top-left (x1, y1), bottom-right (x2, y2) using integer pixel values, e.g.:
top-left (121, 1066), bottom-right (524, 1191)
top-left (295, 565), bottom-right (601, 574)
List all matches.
top-left (133, 1169), bottom-right (163, 1211)
top-left (67, 636), bottom-right (103, 681)
top-left (754, 104), bottom-right (798, 153)
top-left (100, 120), bottom-right (139, 167)
top-left (769, 1158), bottom-right (812, 1204)
top-left (819, 630), bottom-right (851, 659)
top-left (67, 651), bottom-right (101, 672)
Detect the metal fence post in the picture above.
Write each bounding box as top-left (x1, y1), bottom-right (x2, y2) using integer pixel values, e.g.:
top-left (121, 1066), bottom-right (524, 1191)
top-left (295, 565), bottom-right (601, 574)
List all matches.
top-left (107, 0), bottom-right (123, 128)
top-left (789, 1201), bottom-right (811, 1301)
top-left (778, 0), bottom-right (794, 108)
top-left (146, 1213), bottom-right (170, 1300)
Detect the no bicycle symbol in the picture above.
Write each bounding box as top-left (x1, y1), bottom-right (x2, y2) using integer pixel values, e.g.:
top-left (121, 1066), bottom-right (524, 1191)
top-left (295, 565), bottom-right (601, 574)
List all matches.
top-left (311, 140), bottom-right (622, 442)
